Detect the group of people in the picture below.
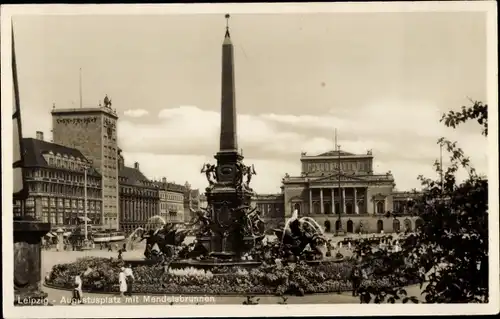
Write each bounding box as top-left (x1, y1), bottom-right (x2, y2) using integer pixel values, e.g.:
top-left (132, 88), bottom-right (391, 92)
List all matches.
top-left (71, 264), bottom-right (135, 305)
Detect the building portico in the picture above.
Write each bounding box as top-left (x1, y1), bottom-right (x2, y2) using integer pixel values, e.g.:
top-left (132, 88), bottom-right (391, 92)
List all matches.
top-left (280, 149), bottom-right (420, 233)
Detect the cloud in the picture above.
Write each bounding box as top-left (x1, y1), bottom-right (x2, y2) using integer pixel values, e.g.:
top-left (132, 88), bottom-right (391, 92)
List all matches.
top-left (116, 104), bottom-right (487, 194)
top-left (123, 109), bottom-right (149, 118)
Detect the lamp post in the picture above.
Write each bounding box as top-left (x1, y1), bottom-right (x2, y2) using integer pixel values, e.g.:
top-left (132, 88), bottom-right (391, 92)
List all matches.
top-left (83, 164), bottom-right (89, 248)
top-left (335, 129), bottom-right (343, 235)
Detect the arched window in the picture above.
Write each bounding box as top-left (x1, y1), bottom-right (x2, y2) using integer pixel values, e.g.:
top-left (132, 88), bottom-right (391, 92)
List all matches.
top-left (357, 200), bottom-right (365, 214)
top-left (404, 219), bottom-right (412, 232)
top-left (377, 220), bottom-right (384, 233)
top-left (376, 201), bottom-right (385, 214)
top-left (335, 202), bottom-right (341, 214)
top-left (335, 220), bottom-right (341, 231)
top-left (324, 220), bottom-right (331, 233)
top-left (346, 202), bottom-right (353, 214)
top-left (415, 218), bottom-right (424, 230)
top-left (346, 220), bottom-right (354, 233)
top-left (393, 219), bottom-right (401, 233)
top-left (313, 202), bottom-right (321, 214)
top-left (293, 203), bottom-right (301, 214)
top-left (324, 202), bottom-right (331, 214)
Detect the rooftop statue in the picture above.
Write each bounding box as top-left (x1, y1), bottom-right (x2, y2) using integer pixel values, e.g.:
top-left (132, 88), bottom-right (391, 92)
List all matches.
top-left (103, 94), bottom-right (112, 108)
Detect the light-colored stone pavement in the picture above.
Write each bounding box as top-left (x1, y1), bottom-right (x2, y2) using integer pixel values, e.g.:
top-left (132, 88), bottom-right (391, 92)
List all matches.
top-left (41, 235), bottom-right (424, 305)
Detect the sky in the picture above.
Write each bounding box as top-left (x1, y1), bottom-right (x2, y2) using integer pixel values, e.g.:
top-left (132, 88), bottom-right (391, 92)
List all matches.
top-left (12, 12), bottom-right (488, 194)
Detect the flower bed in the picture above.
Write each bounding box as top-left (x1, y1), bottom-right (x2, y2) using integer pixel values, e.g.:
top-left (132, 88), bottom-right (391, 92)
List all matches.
top-left (45, 256), bottom-right (418, 296)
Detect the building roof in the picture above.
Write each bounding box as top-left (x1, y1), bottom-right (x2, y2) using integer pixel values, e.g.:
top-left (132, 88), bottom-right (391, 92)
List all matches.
top-left (22, 138), bottom-right (100, 176)
top-left (166, 182), bottom-right (185, 193)
top-left (119, 166), bottom-right (150, 185)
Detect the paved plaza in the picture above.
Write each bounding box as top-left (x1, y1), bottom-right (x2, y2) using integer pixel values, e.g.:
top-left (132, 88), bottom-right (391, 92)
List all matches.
top-left (41, 234), bottom-right (425, 305)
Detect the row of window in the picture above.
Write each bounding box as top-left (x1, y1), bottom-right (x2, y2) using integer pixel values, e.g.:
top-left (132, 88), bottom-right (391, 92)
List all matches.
top-left (24, 197), bottom-right (102, 210)
top-left (27, 169), bottom-right (100, 186)
top-left (43, 153), bottom-right (90, 173)
top-left (160, 202), bottom-right (182, 212)
top-left (120, 187), bottom-right (158, 197)
top-left (28, 182), bottom-right (101, 198)
top-left (22, 209), bottom-right (101, 226)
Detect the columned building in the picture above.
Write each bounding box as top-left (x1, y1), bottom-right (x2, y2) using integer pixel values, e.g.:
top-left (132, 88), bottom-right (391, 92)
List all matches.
top-left (281, 150), bottom-right (421, 233)
top-left (118, 153), bottom-right (159, 233)
top-left (252, 194), bottom-right (285, 229)
top-left (15, 133), bottom-right (102, 229)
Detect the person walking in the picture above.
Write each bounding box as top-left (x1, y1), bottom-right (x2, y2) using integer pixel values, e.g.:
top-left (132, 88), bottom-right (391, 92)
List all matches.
top-left (124, 264), bottom-right (135, 296)
top-left (350, 265), bottom-right (362, 297)
top-left (119, 267), bottom-right (127, 297)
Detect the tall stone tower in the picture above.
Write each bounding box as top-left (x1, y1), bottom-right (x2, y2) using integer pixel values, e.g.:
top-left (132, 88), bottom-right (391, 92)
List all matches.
top-left (51, 97), bottom-right (120, 230)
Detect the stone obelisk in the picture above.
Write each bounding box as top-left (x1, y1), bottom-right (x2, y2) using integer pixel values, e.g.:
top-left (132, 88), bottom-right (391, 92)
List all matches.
top-left (219, 15), bottom-right (238, 154)
top-left (203, 14), bottom-right (254, 259)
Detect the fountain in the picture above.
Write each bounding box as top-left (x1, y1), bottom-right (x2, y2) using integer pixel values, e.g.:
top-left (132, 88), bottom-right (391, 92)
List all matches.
top-left (44, 15), bottom-right (382, 297)
top-left (126, 15), bottom-right (328, 270)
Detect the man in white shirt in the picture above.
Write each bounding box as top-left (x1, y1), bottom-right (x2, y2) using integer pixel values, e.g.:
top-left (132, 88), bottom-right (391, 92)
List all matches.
top-left (124, 264), bottom-right (135, 296)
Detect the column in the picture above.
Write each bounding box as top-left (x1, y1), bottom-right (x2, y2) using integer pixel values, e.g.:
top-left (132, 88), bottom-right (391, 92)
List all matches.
top-left (342, 188), bottom-right (346, 214)
top-left (309, 188), bottom-right (313, 215)
top-left (365, 188), bottom-right (370, 214)
top-left (354, 187), bottom-right (358, 214)
top-left (320, 188), bottom-right (324, 214)
top-left (331, 188), bottom-right (335, 214)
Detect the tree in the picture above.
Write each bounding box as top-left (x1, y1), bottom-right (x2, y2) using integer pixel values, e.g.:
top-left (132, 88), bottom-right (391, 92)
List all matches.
top-left (356, 100), bottom-right (488, 303)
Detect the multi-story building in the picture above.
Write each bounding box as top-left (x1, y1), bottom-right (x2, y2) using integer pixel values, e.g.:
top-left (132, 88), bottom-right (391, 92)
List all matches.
top-left (280, 149), bottom-right (421, 233)
top-left (13, 133), bottom-right (102, 229)
top-left (153, 178), bottom-right (185, 223)
top-left (157, 178), bottom-right (168, 217)
top-left (117, 151), bottom-right (159, 233)
top-left (165, 182), bottom-right (185, 223)
top-left (51, 97), bottom-right (120, 229)
top-left (251, 193), bottom-right (285, 229)
top-left (198, 194), bottom-right (208, 209)
top-left (183, 183), bottom-right (201, 222)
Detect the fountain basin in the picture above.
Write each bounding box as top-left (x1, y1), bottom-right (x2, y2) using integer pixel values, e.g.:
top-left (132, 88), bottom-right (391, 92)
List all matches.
top-left (169, 259), bottom-right (262, 270)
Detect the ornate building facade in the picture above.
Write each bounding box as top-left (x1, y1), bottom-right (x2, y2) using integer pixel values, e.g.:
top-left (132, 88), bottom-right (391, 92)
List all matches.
top-left (280, 150), bottom-right (421, 233)
top-left (51, 97), bottom-right (120, 229)
top-left (153, 178), bottom-right (185, 223)
top-left (14, 133), bottom-right (103, 229)
top-left (251, 194), bottom-right (285, 229)
top-left (183, 183), bottom-right (201, 223)
top-left (118, 152), bottom-right (159, 233)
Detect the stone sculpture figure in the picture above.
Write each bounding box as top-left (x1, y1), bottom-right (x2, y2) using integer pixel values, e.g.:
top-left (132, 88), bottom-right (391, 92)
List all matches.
top-left (245, 164), bottom-right (257, 187)
top-left (140, 224), bottom-right (189, 260)
top-left (201, 164), bottom-right (217, 186)
top-left (188, 207), bottom-right (212, 236)
top-left (273, 219), bottom-right (327, 260)
top-left (103, 95), bottom-right (112, 108)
